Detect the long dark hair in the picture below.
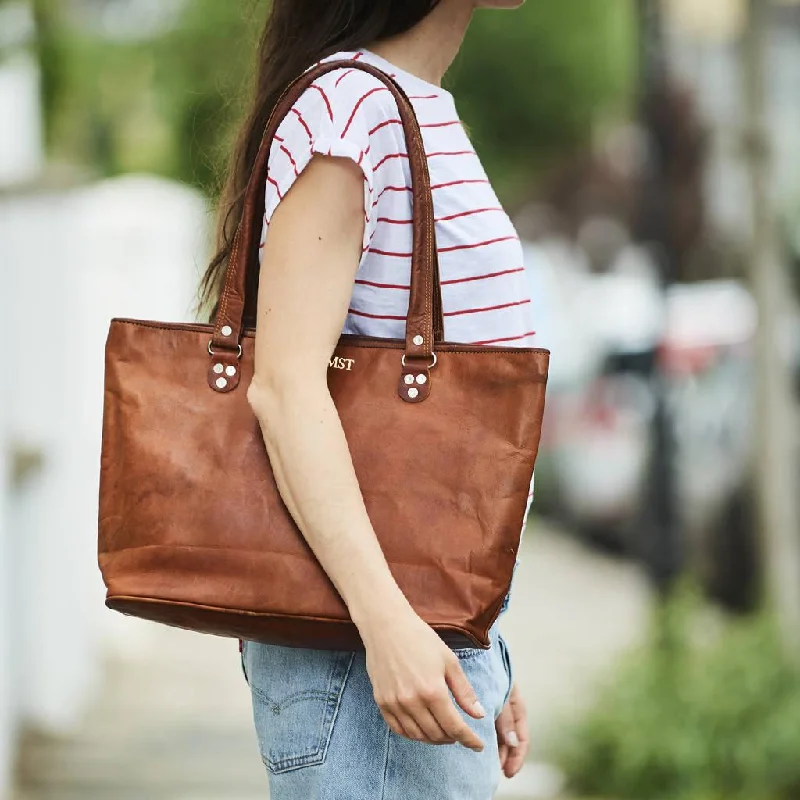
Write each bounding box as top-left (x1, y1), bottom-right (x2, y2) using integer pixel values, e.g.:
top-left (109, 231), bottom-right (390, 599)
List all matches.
top-left (196, 0), bottom-right (440, 324)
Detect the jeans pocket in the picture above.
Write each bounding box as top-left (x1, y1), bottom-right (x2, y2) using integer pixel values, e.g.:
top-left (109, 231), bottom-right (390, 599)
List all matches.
top-left (453, 646), bottom-right (487, 662)
top-left (497, 634), bottom-right (514, 708)
top-left (239, 639), bottom-right (249, 684)
top-left (242, 642), bottom-right (355, 775)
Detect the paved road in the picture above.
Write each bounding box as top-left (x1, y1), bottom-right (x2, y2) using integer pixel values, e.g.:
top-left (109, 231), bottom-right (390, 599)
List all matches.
top-left (14, 524), bottom-right (650, 799)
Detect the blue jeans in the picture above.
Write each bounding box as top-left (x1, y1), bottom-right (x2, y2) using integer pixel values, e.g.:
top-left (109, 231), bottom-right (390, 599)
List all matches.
top-left (240, 624), bottom-right (514, 799)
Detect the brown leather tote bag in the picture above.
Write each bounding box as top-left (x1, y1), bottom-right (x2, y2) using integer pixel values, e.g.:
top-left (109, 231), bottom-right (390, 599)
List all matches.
top-left (97, 60), bottom-right (550, 650)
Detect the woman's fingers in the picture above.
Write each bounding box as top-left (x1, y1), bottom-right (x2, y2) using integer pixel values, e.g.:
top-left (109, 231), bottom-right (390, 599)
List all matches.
top-left (501, 684), bottom-right (529, 778)
top-left (503, 728), bottom-right (528, 777)
top-left (399, 703), bottom-right (456, 745)
top-left (378, 680), bottom-right (484, 750)
top-left (495, 699), bottom-right (516, 771)
top-left (428, 692), bottom-right (484, 751)
top-left (445, 658), bottom-right (487, 720)
top-left (391, 710), bottom-right (427, 743)
top-left (382, 710), bottom-right (410, 740)
top-left (498, 743), bottom-right (509, 772)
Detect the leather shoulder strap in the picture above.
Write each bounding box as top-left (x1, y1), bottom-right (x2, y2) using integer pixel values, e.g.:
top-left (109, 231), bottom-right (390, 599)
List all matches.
top-left (209, 59), bottom-right (444, 364)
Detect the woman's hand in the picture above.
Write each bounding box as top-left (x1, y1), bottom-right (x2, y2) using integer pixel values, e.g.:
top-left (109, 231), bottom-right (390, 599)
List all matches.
top-left (495, 682), bottom-right (528, 777)
top-left (358, 604), bottom-right (486, 752)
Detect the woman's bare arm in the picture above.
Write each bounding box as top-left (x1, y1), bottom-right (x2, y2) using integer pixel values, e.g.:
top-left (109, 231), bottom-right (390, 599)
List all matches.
top-left (246, 153), bottom-right (485, 750)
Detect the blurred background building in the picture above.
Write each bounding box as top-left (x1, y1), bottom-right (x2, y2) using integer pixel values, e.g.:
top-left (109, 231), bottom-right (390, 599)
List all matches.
top-left (1, 1), bottom-right (799, 798)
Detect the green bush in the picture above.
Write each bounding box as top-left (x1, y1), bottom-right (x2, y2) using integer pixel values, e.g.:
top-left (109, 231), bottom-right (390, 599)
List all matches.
top-left (555, 590), bottom-right (800, 800)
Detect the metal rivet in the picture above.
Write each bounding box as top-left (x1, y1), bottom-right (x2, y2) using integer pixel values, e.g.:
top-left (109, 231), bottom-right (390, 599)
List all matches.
top-left (413, 335), bottom-right (424, 346)
top-left (407, 387), bottom-right (419, 399)
top-left (416, 374), bottom-right (428, 385)
top-left (404, 374), bottom-right (414, 385)
top-left (221, 325), bottom-right (233, 337)
top-left (226, 365), bottom-right (237, 377)
top-left (213, 363), bottom-right (224, 374)
top-left (215, 377), bottom-right (228, 389)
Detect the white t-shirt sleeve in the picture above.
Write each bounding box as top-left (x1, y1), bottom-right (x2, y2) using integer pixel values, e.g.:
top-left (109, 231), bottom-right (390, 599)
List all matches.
top-left (263, 68), bottom-right (399, 256)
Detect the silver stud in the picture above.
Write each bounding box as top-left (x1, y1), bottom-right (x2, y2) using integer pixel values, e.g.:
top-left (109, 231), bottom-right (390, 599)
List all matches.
top-left (407, 387), bottom-right (419, 399)
top-left (215, 377), bottom-right (228, 389)
top-left (416, 374), bottom-right (428, 385)
top-left (404, 374), bottom-right (414, 385)
top-left (213, 363), bottom-right (224, 374)
top-left (226, 365), bottom-right (237, 377)
top-left (221, 325), bottom-right (233, 337)
top-left (413, 335), bottom-right (424, 346)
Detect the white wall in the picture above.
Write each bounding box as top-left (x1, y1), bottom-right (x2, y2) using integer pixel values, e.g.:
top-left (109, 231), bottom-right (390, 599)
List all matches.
top-left (1, 23), bottom-right (210, 794)
top-left (0, 176), bottom-right (208, 798)
top-left (0, 234), bottom-right (15, 800)
top-left (0, 53), bottom-right (42, 187)
top-left (5, 190), bottom-right (87, 732)
top-left (66, 175), bottom-right (209, 656)
top-left (0, 37), bottom-right (43, 798)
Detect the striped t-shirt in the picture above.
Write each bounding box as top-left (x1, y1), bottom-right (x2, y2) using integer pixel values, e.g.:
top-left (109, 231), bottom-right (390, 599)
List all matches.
top-left (259, 48), bottom-right (536, 348)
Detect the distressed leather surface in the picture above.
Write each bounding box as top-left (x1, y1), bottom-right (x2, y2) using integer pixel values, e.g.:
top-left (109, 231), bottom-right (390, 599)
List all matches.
top-left (99, 323), bottom-right (548, 648)
top-left (97, 60), bottom-right (550, 650)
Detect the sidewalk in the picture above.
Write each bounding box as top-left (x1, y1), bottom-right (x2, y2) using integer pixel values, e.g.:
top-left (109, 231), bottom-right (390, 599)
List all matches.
top-left (14, 523), bottom-right (651, 799)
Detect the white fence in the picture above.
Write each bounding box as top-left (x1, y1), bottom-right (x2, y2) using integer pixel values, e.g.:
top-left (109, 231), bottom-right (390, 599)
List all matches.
top-left (1, 238), bottom-right (14, 800)
top-left (0, 175), bottom-right (209, 799)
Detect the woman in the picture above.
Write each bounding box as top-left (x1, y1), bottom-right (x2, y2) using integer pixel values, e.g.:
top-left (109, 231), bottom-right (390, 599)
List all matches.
top-left (198, 1), bottom-right (534, 797)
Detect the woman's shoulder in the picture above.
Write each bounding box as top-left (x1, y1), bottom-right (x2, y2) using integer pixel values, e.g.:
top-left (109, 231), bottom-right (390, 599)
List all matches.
top-left (290, 54), bottom-right (399, 132)
top-left (264, 53), bottom-right (408, 231)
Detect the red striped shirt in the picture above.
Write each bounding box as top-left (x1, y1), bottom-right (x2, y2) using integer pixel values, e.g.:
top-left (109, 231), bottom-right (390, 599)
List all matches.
top-left (260, 48), bottom-right (536, 354)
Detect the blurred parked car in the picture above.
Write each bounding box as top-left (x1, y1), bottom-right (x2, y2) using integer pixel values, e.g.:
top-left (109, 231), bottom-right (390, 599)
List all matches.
top-left (525, 240), bottom-right (766, 610)
top-left (524, 239), bottom-right (660, 541)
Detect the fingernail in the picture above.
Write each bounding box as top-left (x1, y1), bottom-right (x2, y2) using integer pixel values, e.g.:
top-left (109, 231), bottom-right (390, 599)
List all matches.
top-left (505, 730), bottom-right (520, 748)
top-left (473, 701), bottom-right (486, 717)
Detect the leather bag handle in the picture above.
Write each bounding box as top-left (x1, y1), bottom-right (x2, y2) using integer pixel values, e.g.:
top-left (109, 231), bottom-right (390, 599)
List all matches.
top-left (208, 59), bottom-right (444, 398)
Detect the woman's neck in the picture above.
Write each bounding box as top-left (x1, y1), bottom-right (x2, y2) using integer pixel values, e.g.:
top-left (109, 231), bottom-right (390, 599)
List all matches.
top-left (367, 0), bottom-right (474, 87)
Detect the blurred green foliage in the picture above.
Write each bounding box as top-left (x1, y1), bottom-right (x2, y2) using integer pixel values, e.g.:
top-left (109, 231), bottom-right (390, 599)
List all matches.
top-left (452, 1), bottom-right (635, 203)
top-left (785, 202), bottom-right (800, 299)
top-left (34, 0), bottom-right (264, 195)
top-left (152, 0), bottom-right (265, 195)
top-left (557, 588), bottom-right (800, 800)
top-left (34, 0), bottom-right (634, 203)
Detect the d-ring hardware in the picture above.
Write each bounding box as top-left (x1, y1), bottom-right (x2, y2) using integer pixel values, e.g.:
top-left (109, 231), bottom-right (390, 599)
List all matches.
top-left (208, 340), bottom-right (243, 359)
top-left (401, 352), bottom-right (437, 370)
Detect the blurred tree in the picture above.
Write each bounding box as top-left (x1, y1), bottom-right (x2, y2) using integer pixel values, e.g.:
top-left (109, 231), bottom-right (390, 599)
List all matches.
top-left (452, 0), bottom-right (636, 205)
top-left (152, 0), bottom-right (265, 195)
top-left (742, 0), bottom-right (800, 658)
top-left (28, 5), bottom-right (155, 176)
top-left (35, 0), bottom-right (634, 205)
top-left (26, 0), bottom-right (263, 184)
top-left (30, 0), bottom-right (64, 150)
